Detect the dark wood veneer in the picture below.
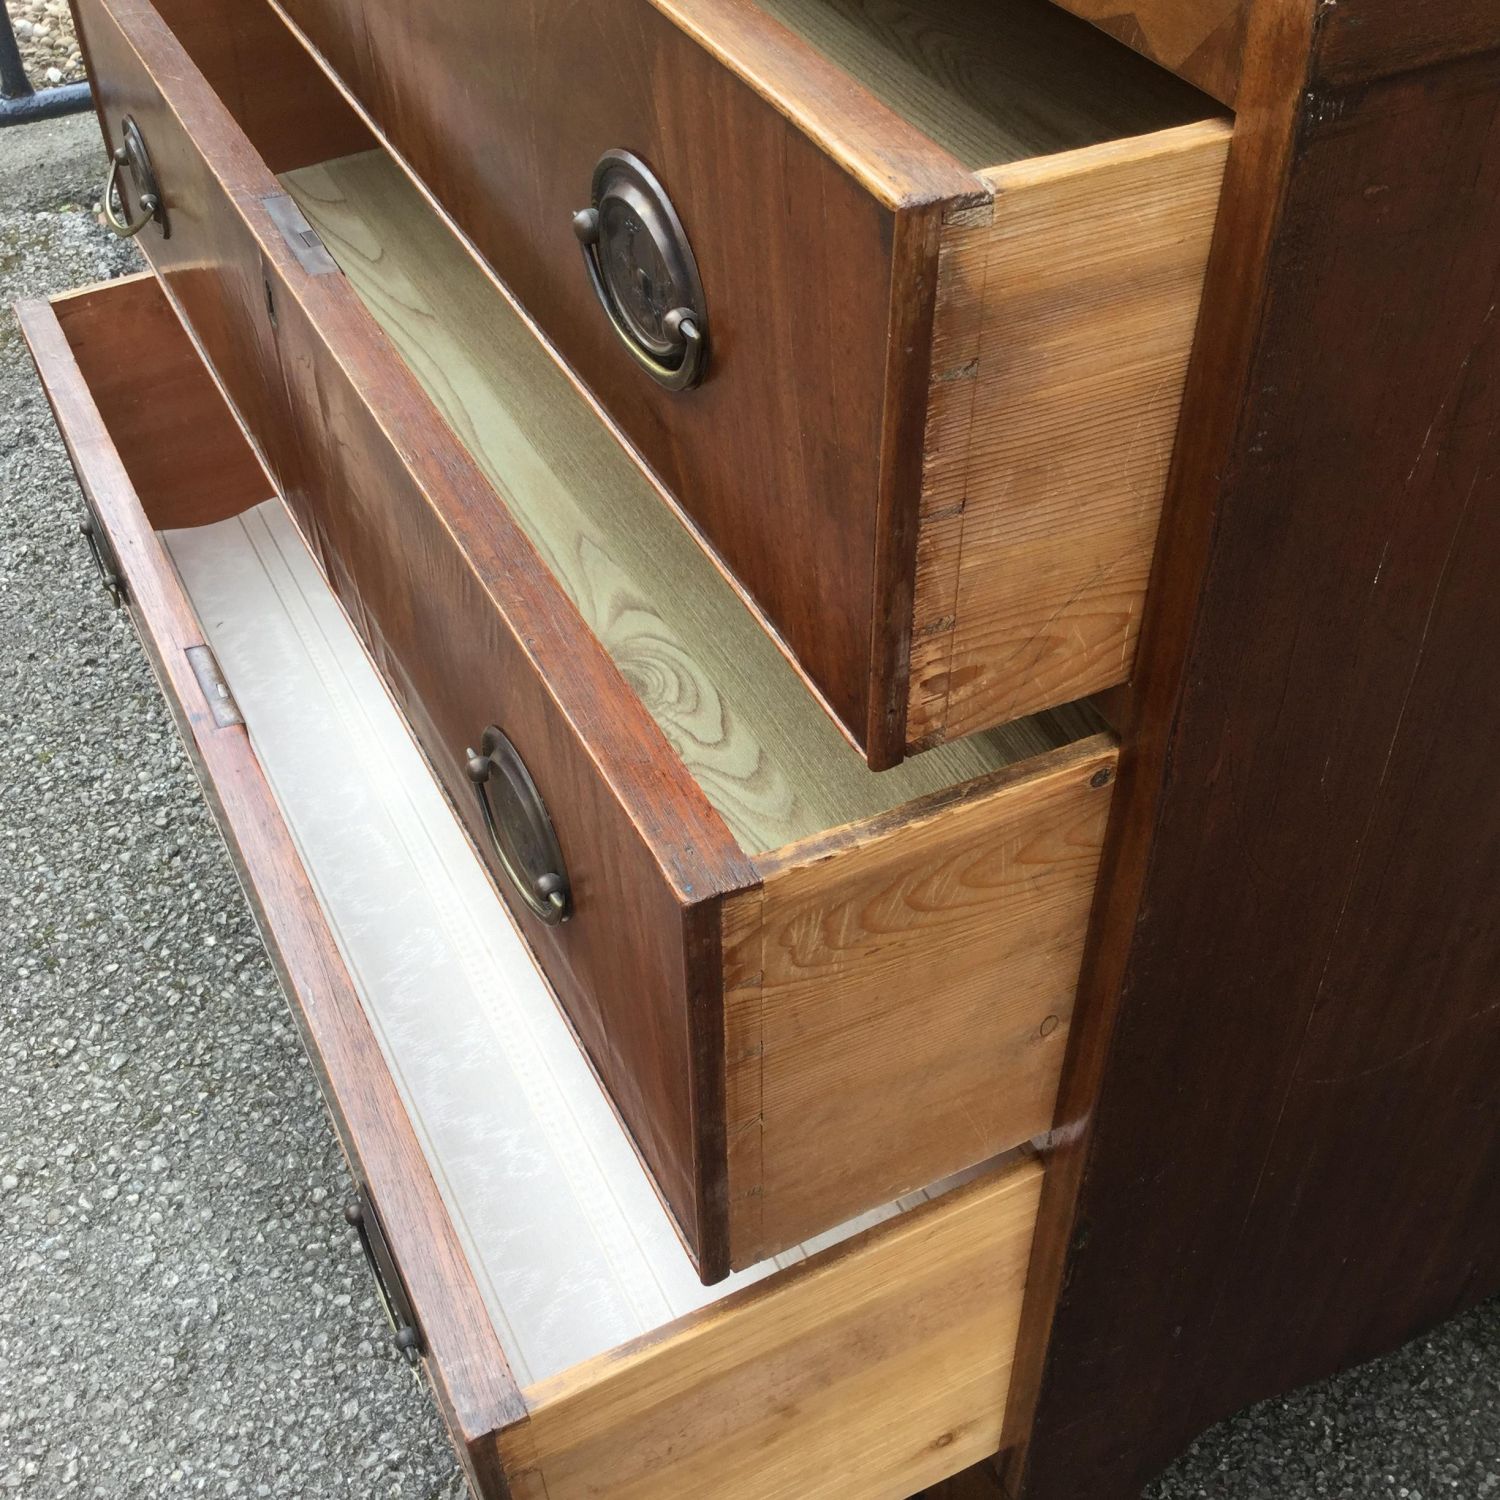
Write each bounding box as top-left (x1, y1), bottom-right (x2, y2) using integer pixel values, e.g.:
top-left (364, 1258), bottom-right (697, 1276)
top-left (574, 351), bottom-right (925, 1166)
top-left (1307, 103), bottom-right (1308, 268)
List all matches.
top-left (1007, 1), bottom-right (1500, 1494)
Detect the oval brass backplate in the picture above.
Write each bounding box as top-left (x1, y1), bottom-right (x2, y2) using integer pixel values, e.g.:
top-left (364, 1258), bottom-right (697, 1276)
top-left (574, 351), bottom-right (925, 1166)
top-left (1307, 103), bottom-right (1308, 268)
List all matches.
top-left (573, 149), bottom-right (707, 390)
top-left (465, 726), bottom-right (572, 925)
top-left (103, 115), bottom-right (170, 240)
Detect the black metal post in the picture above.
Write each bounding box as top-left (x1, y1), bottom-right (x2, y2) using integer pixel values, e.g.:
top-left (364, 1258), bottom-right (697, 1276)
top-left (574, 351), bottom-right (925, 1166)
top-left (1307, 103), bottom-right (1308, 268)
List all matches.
top-left (0, 5), bottom-right (91, 125)
top-left (0, 6), bottom-right (33, 100)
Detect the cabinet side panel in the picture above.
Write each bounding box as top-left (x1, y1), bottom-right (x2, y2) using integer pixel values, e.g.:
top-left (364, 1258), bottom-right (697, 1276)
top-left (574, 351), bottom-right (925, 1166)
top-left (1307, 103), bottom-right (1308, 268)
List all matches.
top-left (1014, 15), bottom-right (1500, 1498)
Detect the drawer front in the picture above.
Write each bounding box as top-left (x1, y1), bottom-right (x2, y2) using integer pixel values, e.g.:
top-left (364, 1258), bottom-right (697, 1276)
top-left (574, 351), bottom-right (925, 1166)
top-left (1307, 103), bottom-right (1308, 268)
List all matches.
top-left (74, 0), bottom-right (755, 1278)
top-left (273, 0), bottom-right (961, 760)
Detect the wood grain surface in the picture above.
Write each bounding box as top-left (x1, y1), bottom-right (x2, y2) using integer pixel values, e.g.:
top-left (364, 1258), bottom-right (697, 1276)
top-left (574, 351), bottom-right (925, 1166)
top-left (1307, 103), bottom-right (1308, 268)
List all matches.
top-left (70, 0), bottom-right (1127, 1280)
top-left (1008, 2), bottom-right (1500, 1494)
top-left (270, 0), bottom-right (951, 755)
top-left (280, 150), bottom-right (1064, 856)
top-left (752, 0), bottom-right (1211, 168)
top-left (23, 267), bottom-right (1052, 1500)
top-left (18, 277), bottom-right (525, 1483)
top-left (280, 149), bottom-right (1120, 1265)
top-left (71, 0), bottom-right (757, 1277)
top-left (269, 0), bottom-right (1216, 762)
top-left (39, 272), bottom-right (272, 531)
top-left (507, 1161), bottom-right (1044, 1500)
top-left (145, 0), bottom-right (371, 172)
top-left (909, 119), bottom-right (1230, 748)
top-left (724, 736), bottom-right (1116, 1265)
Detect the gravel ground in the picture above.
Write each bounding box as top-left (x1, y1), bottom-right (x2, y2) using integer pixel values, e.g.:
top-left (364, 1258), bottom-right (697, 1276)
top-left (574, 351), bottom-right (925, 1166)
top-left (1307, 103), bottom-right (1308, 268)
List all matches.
top-left (1, 114), bottom-right (465, 1498)
top-left (4, 0), bottom-right (84, 88)
top-left (2, 111), bottom-right (1497, 1500)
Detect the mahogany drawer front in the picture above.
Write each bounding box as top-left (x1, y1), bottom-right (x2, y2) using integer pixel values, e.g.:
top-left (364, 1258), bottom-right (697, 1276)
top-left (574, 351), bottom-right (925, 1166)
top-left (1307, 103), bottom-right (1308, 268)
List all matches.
top-left (270, 0), bottom-right (1231, 766)
top-left (20, 271), bottom-right (1046, 1499)
top-left (74, 0), bottom-right (1118, 1279)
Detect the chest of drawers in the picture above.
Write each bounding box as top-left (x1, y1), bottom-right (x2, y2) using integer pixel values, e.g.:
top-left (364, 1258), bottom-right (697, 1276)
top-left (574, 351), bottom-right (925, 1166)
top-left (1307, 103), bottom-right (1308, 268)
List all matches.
top-left (21, 0), bottom-right (1500, 1495)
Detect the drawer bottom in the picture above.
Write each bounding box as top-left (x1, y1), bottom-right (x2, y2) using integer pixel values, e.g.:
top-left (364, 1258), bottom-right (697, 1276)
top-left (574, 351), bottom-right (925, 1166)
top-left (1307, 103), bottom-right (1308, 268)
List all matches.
top-left (20, 272), bottom-right (1047, 1498)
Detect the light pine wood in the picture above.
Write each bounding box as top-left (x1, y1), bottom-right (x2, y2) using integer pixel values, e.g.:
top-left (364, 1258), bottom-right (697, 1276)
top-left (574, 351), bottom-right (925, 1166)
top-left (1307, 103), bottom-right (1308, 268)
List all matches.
top-left (908, 119), bottom-right (1232, 749)
top-left (723, 736), bottom-right (1115, 1265)
top-left (753, 0), bottom-right (1214, 170)
top-left (1048, 0), bottom-right (1249, 103)
top-left (504, 1160), bottom-right (1044, 1500)
top-left (281, 151), bottom-right (1080, 853)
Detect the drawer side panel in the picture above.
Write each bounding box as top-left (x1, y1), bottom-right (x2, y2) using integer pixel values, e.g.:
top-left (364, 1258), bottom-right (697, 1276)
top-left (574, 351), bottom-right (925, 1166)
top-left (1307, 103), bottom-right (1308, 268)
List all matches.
top-left (724, 737), bottom-right (1115, 1266)
top-left (910, 120), bottom-right (1230, 750)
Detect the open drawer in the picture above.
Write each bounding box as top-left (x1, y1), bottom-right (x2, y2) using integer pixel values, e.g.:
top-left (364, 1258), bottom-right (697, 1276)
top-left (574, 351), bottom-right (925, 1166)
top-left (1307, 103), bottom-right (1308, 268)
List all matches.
top-left (18, 272), bottom-right (1046, 1500)
top-left (266, 0), bottom-right (1232, 765)
top-left (70, 0), bottom-right (1116, 1279)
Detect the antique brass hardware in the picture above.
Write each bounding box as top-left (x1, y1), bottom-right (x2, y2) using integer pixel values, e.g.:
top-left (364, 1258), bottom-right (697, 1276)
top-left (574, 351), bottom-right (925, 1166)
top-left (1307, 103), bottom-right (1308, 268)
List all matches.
top-left (465, 726), bottom-right (572, 925)
top-left (344, 1190), bottom-right (424, 1366)
top-left (101, 115), bottom-right (168, 240)
top-left (572, 150), bottom-right (706, 391)
top-left (77, 505), bottom-right (124, 607)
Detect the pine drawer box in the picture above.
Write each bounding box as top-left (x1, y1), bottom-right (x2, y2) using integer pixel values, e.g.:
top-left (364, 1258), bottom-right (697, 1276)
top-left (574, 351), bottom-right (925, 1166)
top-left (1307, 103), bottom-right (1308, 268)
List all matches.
top-left (18, 272), bottom-right (1046, 1498)
top-left (268, 0), bottom-right (1232, 767)
top-left (66, 0), bottom-right (1118, 1281)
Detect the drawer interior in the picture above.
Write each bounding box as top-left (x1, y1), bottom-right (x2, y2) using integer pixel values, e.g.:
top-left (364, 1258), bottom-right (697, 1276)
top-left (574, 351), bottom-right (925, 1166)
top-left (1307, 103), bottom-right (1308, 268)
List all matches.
top-left (154, 0), bottom-right (1229, 772)
top-left (29, 272), bottom-right (1047, 1495)
top-left (276, 149), bottom-right (1105, 858)
top-left (753, 0), bottom-right (1213, 169)
top-left (164, 493), bottom-right (1008, 1385)
top-left (175, 493), bottom-right (1043, 1484)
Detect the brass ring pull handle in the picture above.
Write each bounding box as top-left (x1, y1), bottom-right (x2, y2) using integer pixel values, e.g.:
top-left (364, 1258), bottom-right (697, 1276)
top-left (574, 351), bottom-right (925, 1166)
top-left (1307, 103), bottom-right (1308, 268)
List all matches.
top-left (101, 117), bottom-right (168, 241)
top-left (465, 726), bottom-right (572, 925)
top-left (572, 150), bottom-right (707, 392)
top-left (78, 508), bottom-right (125, 608)
top-left (344, 1192), bottom-right (424, 1366)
